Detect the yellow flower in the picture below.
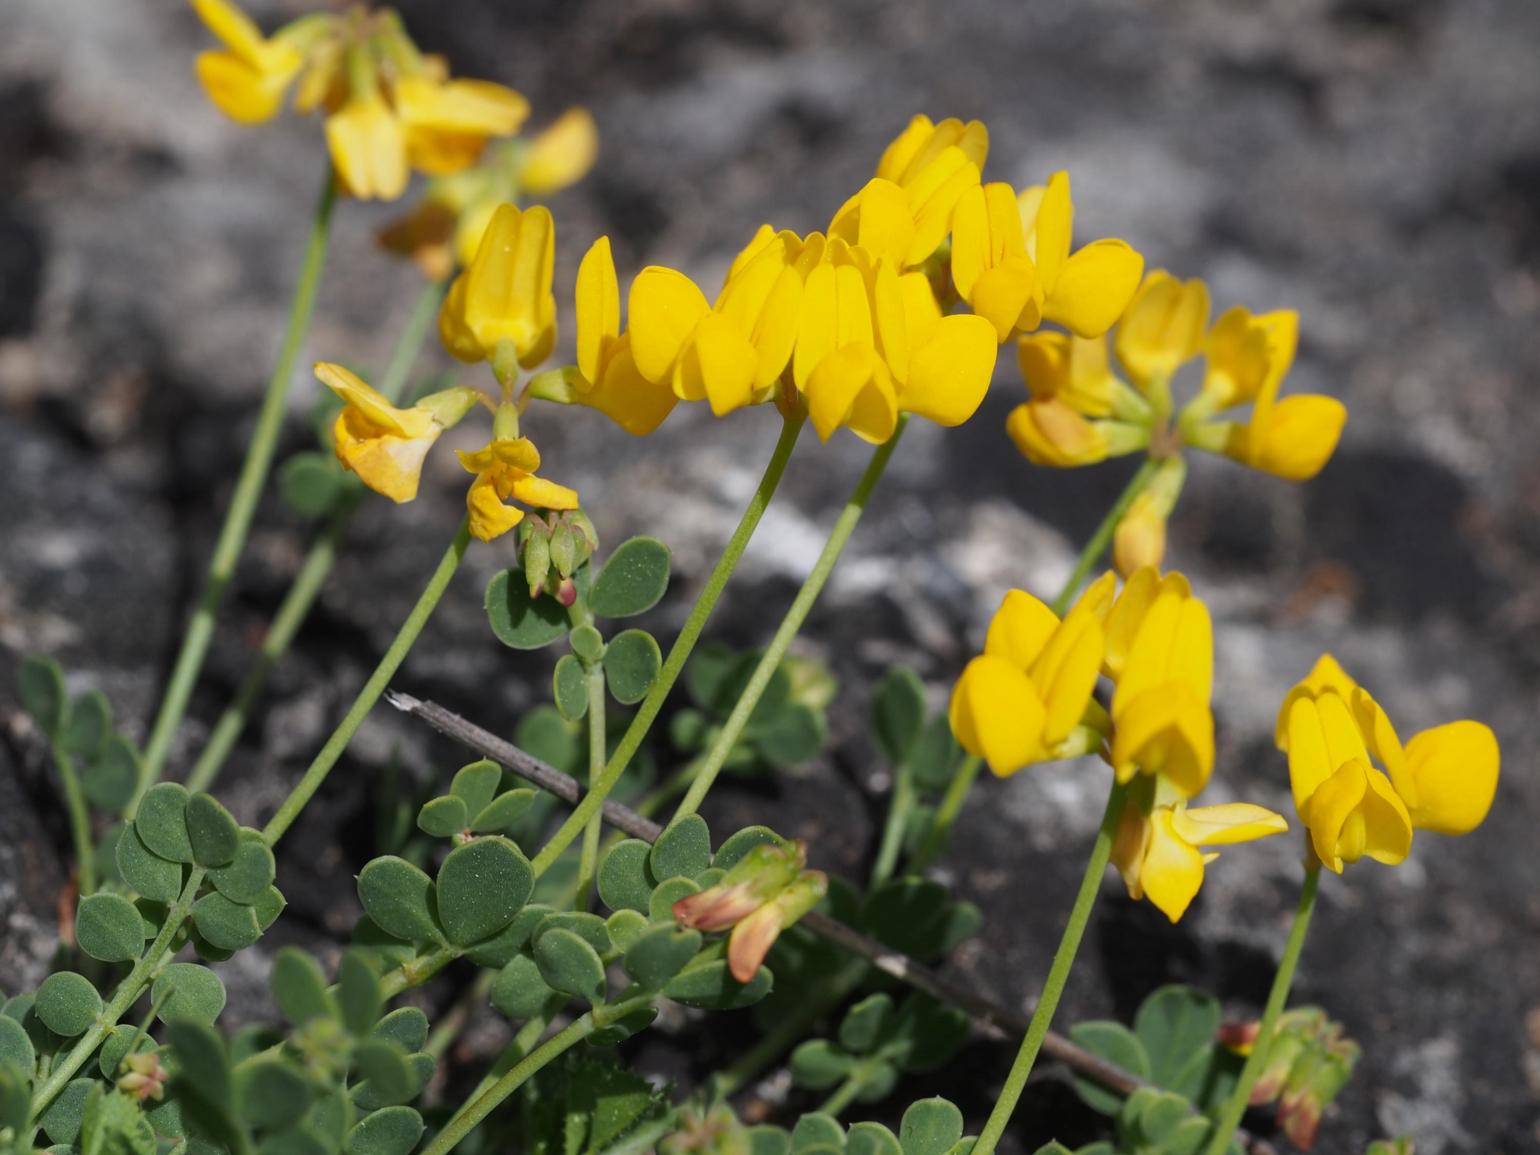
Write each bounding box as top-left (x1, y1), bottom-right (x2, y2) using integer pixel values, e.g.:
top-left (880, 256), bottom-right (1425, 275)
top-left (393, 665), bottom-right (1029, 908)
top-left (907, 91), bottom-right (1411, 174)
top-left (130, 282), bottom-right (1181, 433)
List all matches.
top-left (190, 1), bottom-right (527, 202)
top-left (519, 107), bottom-right (600, 195)
top-left (790, 237), bottom-right (998, 442)
top-left (1114, 270), bottom-right (1211, 390)
top-left (1111, 457), bottom-right (1186, 576)
top-left (827, 115), bottom-right (988, 270)
top-left (457, 437), bottom-right (579, 542)
top-left (1106, 568), bottom-right (1215, 798)
top-left (949, 588), bottom-right (1107, 776)
top-left (1277, 655), bottom-right (1500, 871)
top-left (569, 236), bottom-right (678, 435)
top-left (440, 203), bottom-right (557, 370)
top-left (316, 362), bottom-right (478, 503)
top-left (190, 0), bottom-right (304, 124)
top-left (1112, 801), bottom-right (1288, 923)
top-left (1020, 172), bottom-right (1146, 338)
top-left (625, 232), bottom-right (803, 419)
top-left (1005, 398), bottom-right (1114, 467)
top-left (1006, 332), bottom-right (1151, 468)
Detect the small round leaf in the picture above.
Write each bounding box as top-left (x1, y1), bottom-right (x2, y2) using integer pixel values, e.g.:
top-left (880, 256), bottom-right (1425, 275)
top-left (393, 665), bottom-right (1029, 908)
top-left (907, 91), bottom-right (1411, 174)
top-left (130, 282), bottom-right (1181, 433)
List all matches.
top-left (18, 655), bottom-right (66, 737)
top-left (35, 973), bottom-right (102, 1037)
top-left (713, 826), bottom-right (783, 872)
top-left (415, 796), bottom-right (468, 839)
top-left (605, 910), bottom-right (649, 953)
top-left (344, 1105), bottom-right (424, 1155)
top-left (39, 1077), bottom-right (94, 1145)
top-left (192, 892), bottom-right (262, 951)
top-left (898, 1099), bottom-right (964, 1155)
top-left (790, 1040), bottom-right (855, 1090)
top-left (598, 840), bottom-right (654, 914)
top-left (662, 957), bottom-right (771, 1010)
top-left (136, 783), bottom-right (194, 864)
top-left (271, 949), bottom-right (335, 1028)
top-left (649, 815), bottom-right (711, 884)
top-left (208, 831), bottom-right (276, 904)
top-left (449, 761), bottom-right (502, 818)
top-left (357, 857), bottom-right (442, 946)
top-left (81, 736), bottom-right (141, 814)
top-left (490, 953), bottom-right (556, 1020)
top-left (553, 655), bottom-right (588, 722)
top-left (533, 928), bottom-right (607, 1006)
top-left (621, 925), bottom-right (701, 989)
top-left (62, 690), bottom-right (113, 759)
top-left (0, 1016), bottom-right (35, 1072)
top-left (75, 893), bottom-right (146, 963)
top-left (336, 950), bottom-right (383, 1037)
top-left (281, 453), bottom-right (346, 518)
top-left (186, 793), bottom-right (240, 868)
top-left (471, 789), bottom-right (535, 834)
top-left (435, 838), bottom-right (533, 947)
top-left (486, 570), bottom-right (569, 650)
top-left (603, 630), bottom-right (661, 705)
top-left (589, 537), bottom-right (671, 618)
top-left (116, 825), bottom-right (182, 902)
top-left (370, 1008), bottom-right (429, 1053)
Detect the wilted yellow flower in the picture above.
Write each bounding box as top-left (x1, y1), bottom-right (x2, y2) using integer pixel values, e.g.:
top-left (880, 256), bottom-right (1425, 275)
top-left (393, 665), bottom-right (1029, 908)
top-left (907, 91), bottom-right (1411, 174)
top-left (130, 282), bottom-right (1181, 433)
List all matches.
top-left (949, 588), bottom-right (1108, 776)
top-left (378, 109), bottom-right (598, 280)
top-left (1105, 568), bottom-right (1215, 798)
top-left (569, 236), bottom-right (678, 435)
top-left (440, 203), bottom-right (556, 373)
top-left (190, 0), bottom-right (527, 201)
top-left (1112, 800), bottom-right (1288, 923)
top-left (316, 362), bottom-right (478, 502)
top-left (457, 434), bottom-right (579, 542)
top-left (1277, 655), bottom-right (1500, 872)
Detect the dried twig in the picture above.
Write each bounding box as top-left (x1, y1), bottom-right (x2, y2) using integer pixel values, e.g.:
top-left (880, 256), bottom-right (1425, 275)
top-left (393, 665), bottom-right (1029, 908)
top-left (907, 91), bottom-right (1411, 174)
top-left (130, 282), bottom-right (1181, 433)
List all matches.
top-left (384, 690), bottom-right (1275, 1155)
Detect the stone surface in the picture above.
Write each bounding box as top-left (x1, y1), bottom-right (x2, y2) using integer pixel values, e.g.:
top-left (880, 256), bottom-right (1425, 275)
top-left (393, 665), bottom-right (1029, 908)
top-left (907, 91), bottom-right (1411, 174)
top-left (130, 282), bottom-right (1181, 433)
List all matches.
top-left (2, 0), bottom-right (1539, 1150)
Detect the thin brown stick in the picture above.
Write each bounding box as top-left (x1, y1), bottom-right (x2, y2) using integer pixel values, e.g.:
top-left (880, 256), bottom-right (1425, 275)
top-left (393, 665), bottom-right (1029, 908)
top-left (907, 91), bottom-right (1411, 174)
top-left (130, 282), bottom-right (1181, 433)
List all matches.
top-left (385, 691), bottom-right (1275, 1155)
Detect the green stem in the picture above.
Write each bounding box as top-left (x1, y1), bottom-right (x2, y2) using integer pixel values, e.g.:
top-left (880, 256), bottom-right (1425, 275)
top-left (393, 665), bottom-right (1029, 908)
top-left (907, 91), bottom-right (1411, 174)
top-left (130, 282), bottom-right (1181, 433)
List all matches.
top-left (529, 416), bottom-right (804, 878)
top-left (672, 417), bottom-right (908, 821)
top-left (443, 995), bottom-right (564, 1133)
top-left (575, 665), bottom-right (607, 909)
top-left (182, 280), bottom-right (445, 795)
top-left (423, 971), bottom-right (495, 1061)
top-left (910, 754), bottom-right (982, 874)
top-left (1049, 457), bottom-right (1161, 616)
top-left (380, 945), bottom-right (458, 1000)
top-left (971, 781), bottom-right (1127, 1155)
top-left (419, 994), bottom-right (656, 1155)
top-left (261, 518), bottom-right (472, 846)
top-left (1202, 863), bottom-right (1321, 1155)
top-left (870, 759), bottom-right (916, 888)
top-left (51, 744), bottom-right (95, 897)
top-left (31, 867), bottom-right (207, 1118)
top-left (135, 169), bottom-right (338, 806)
top-left (818, 1066), bottom-right (872, 1118)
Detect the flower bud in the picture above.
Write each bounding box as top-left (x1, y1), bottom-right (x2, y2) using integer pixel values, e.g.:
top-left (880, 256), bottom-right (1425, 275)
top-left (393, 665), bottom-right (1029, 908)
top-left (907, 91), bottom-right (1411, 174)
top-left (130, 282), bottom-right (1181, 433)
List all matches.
top-left (549, 520), bottom-right (577, 578)
top-left (1250, 1007), bottom-right (1328, 1104)
top-left (522, 519), bottom-right (552, 599)
top-left (1277, 1040), bottom-right (1359, 1150)
top-left (725, 870), bottom-right (827, 983)
top-left (1112, 455), bottom-right (1185, 577)
top-left (117, 1052), bottom-right (168, 1104)
top-left (672, 839), bottom-right (824, 982)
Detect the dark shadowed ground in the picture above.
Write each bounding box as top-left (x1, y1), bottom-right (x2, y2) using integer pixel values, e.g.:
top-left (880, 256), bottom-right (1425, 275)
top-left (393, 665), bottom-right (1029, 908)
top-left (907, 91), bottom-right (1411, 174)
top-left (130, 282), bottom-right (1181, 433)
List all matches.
top-left (2, 1), bottom-right (1538, 1152)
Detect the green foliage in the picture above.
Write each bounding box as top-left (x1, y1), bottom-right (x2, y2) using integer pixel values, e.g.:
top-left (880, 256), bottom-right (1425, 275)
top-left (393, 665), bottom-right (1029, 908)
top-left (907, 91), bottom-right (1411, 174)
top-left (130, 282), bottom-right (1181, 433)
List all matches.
top-left (281, 451), bottom-right (348, 517)
top-left (791, 994), bottom-right (970, 1102)
top-left (186, 793), bottom-right (241, 868)
top-left (554, 655), bottom-right (590, 721)
top-left (673, 643), bottom-right (835, 775)
top-left (75, 893), bottom-right (147, 963)
top-left (603, 629), bottom-right (661, 705)
top-left (435, 837), bottom-right (534, 947)
top-left (859, 878), bottom-right (981, 962)
top-left (589, 537), bottom-right (672, 619)
top-left (521, 1050), bottom-right (673, 1155)
top-left (19, 654), bottom-right (67, 737)
top-left (487, 568), bottom-right (571, 650)
top-left (35, 972), bottom-right (102, 1037)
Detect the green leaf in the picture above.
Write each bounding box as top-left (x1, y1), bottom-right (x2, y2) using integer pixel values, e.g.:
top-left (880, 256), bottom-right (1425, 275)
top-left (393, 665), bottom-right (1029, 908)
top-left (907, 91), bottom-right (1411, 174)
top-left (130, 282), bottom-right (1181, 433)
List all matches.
top-left (370, 1008), bottom-right (429, 1053)
top-left (648, 877), bottom-right (700, 923)
top-left (75, 893), bottom-right (146, 963)
top-left (839, 994), bottom-right (895, 1054)
top-left (435, 837), bottom-right (533, 947)
top-left (684, 644), bottom-right (740, 712)
top-left (1068, 1021), bottom-right (1151, 1115)
top-left (1132, 985), bottom-right (1221, 1094)
top-left (450, 761), bottom-right (503, 819)
top-left (19, 655), bottom-right (66, 737)
top-left (789, 1040), bottom-right (855, 1089)
top-left (40, 1078), bottom-right (94, 1145)
top-left (344, 1105), bottom-right (423, 1155)
top-left (136, 783), bottom-right (194, 863)
top-left (116, 824), bottom-right (182, 902)
top-left (603, 630), bottom-right (660, 705)
top-left (491, 953), bottom-right (557, 1020)
top-left (553, 655), bottom-right (589, 721)
top-left (598, 840), bottom-right (654, 914)
top-left (1126, 1089), bottom-right (1191, 1146)
top-left (872, 669), bottom-right (926, 766)
top-left (517, 705), bottom-right (579, 772)
top-left (97, 1024), bottom-right (151, 1079)
top-left (487, 569), bottom-right (569, 650)
top-left (534, 911), bottom-right (611, 955)
top-left (621, 925), bottom-right (701, 989)
top-left (415, 796), bottom-right (468, 839)
top-left (753, 704), bottom-right (825, 769)
top-left (0, 1061), bottom-right (28, 1135)
top-left (357, 857), bottom-right (442, 946)
top-left (272, 949), bottom-right (335, 1028)
top-left (649, 815), bottom-right (711, 884)
top-left (353, 1040), bottom-right (415, 1108)
top-left (605, 910), bottom-right (649, 953)
top-left (281, 452), bottom-right (346, 518)
top-left (861, 879), bottom-right (981, 961)
top-left (662, 956), bottom-right (771, 1010)
top-left (898, 1098), bottom-right (964, 1155)
top-left (151, 962), bottom-right (227, 1026)
top-left (533, 928), bottom-right (607, 1006)
top-left (908, 716), bottom-right (962, 794)
top-left (81, 736), bottom-right (141, 814)
top-left (185, 793), bottom-right (241, 868)
top-left (461, 902), bottom-right (552, 969)
top-left (193, 892), bottom-right (263, 950)
top-left (791, 1113), bottom-right (844, 1153)
top-left (0, 1016), bottom-right (34, 1073)
top-left (236, 1055), bottom-right (317, 1130)
top-left (589, 537), bottom-right (671, 619)
top-left (62, 690), bottom-right (113, 759)
top-left (471, 789), bottom-right (535, 834)
top-left (337, 951), bottom-right (384, 1038)
top-left (713, 826), bottom-right (782, 872)
top-left (34, 973), bottom-right (101, 1037)
top-left (748, 1126), bottom-right (792, 1155)
top-left (889, 996), bottom-right (971, 1073)
top-left (355, 1052), bottom-right (433, 1113)
top-left (254, 885), bottom-right (287, 930)
top-left (847, 1123), bottom-right (902, 1155)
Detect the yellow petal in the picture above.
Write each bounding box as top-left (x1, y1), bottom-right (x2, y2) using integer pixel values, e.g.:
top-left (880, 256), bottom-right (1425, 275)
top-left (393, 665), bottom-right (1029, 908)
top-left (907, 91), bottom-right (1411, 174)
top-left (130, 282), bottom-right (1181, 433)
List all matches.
top-left (1274, 654), bottom-right (1359, 749)
top-left (579, 334), bottom-right (678, 436)
top-left (948, 655), bottom-right (1047, 777)
top-left (1302, 760), bottom-right (1412, 871)
top-left (1029, 605), bottom-right (1106, 747)
top-left (854, 178), bottom-right (916, 269)
top-left (1016, 332), bottom-right (1072, 402)
top-left (875, 115), bottom-right (936, 184)
top-left (1285, 696), bottom-right (1338, 814)
top-left (983, 590), bottom-right (1060, 670)
top-left (717, 241), bottom-right (803, 389)
top-left (394, 77), bottom-right (529, 137)
top-left (1201, 306), bottom-right (1271, 407)
top-left (195, 50), bottom-right (296, 124)
top-left (1112, 585), bottom-right (1213, 715)
top-left (191, 0), bottom-right (271, 63)
top-left (461, 203), bottom-right (557, 366)
top-left (903, 147), bottom-right (980, 266)
top-left (674, 313), bottom-right (759, 416)
top-left (804, 345), bottom-right (894, 442)
top-left (1140, 807), bottom-right (1208, 923)
top-left (1005, 399), bottom-right (1108, 467)
top-left (465, 471), bottom-right (524, 542)
top-left (1102, 566), bottom-right (1162, 679)
top-left (793, 262), bottom-right (873, 390)
top-left (1110, 687), bottom-right (1215, 798)
top-left (1111, 806), bottom-right (1152, 900)
top-left (1043, 239), bottom-right (1145, 338)
top-left (1232, 395), bottom-right (1346, 481)
top-left (509, 474), bottom-right (580, 511)
top-left (1029, 172), bottom-right (1073, 292)
top-left (325, 96), bottom-right (409, 201)
top-left (438, 273), bottom-right (484, 363)
top-left (901, 314), bottom-right (998, 428)
top-left (969, 258), bottom-right (1041, 343)
top-left (1352, 688), bottom-right (1405, 780)
top-left (1170, 803), bottom-right (1289, 848)
top-left (519, 107), bottom-right (598, 194)
top-left (1397, 720), bottom-right (1499, 836)
top-left (457, 437), bottom-right (541, 475)
top-left (950, 183), bottom-right (990, 299)
top-left (575, 236), bottom-right (620, 387)
top-left (315, 362), bottom-right (435, 437)
top-left (628, 267), bottom-right (710, 383)
top-left (333, 408), bottom-right (439, 503)
top-left (1114, 271), bottom-right (1211, 388)
top-left (1112, 493), bottom-right (1167, 578)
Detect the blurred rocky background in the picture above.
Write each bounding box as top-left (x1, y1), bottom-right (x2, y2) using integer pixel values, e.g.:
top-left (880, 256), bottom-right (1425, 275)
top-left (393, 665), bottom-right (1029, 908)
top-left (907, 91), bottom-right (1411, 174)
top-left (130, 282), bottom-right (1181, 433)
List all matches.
top-left (2, 0), bottom-right (1538, 1151)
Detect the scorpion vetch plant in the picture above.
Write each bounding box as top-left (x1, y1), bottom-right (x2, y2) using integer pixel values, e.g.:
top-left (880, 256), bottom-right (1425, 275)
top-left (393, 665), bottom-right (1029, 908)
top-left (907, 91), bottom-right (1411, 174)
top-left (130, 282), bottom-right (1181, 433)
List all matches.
top-left (0, 6), bottom-right (1503, 1155)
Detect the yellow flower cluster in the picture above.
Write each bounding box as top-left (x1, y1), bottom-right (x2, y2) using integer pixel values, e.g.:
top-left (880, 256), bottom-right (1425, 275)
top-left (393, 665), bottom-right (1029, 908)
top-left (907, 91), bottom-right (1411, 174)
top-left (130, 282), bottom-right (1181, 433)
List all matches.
top-left (950, 567), bottom-right (1290, 922)
top-left (1278, 655), bottom-right (1499, 873)
top-left (1010, 272), bottom-right (1346, 483)
top-left (561, 116), bottom-right (1147, 441)
top-left (190, 0), bottom-right (528, 200)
